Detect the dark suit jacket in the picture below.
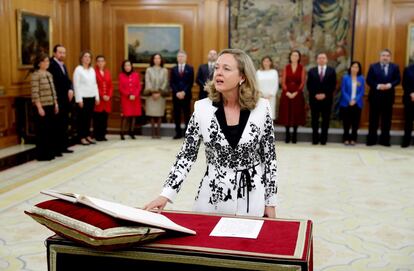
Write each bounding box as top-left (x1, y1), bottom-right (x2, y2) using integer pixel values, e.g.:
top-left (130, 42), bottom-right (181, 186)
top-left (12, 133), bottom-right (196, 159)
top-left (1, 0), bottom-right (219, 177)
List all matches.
top-left (48, 58), bottom-right (73, 106)
top-left (402, 64), bottom-right (414, 105)
top-left (366, 62), bottom-right (401, 103)
top-left (306, 66), bottom-right (337, 104)
top-left (170, 64), bottom-right (194, 100)
top-left (196, 64), bottom-right (213, 99)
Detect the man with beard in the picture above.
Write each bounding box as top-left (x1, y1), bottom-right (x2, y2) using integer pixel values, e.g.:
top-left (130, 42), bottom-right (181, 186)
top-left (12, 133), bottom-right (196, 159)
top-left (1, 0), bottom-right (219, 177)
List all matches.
top-left (48, 44), bottom-right (74, 153)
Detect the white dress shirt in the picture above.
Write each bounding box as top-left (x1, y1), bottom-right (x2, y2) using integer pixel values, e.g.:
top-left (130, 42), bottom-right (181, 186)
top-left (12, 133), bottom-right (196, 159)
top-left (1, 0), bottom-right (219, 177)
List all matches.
top-left (318, 65), bottom-right (327, 77)
top-left (73, 65), bottom-right (99, 103)
top-left (178, 64), bottom-right (186, 73)
top-left (351, 80), bottom-right (357, 100)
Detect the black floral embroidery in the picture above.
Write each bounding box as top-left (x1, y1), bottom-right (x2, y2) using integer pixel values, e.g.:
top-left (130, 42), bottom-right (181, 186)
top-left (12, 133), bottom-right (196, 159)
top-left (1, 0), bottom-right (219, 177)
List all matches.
top-left (164, 114), bottom-right (201, 193)
top-left (260, 110), bottom-right (277, 203)
top-left (164, 104), bottom-right (278, 211)
top-left (202, 117), bottom-right (263, 208)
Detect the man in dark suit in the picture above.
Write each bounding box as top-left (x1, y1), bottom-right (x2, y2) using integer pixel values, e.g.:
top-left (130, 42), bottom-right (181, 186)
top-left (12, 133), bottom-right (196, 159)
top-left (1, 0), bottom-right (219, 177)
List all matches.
top-left (402, 64), bottom-right (414, 147)
top-left (48, 44), bottom-right (74, 153)
top-left (306, 52), bottom-right (337, 145)
top-left (170, 50), bottom-right (194, 139)
top-left (366, 49), bottom-right (401, 146)
top-left (196, 49), bottom-right (217, 100)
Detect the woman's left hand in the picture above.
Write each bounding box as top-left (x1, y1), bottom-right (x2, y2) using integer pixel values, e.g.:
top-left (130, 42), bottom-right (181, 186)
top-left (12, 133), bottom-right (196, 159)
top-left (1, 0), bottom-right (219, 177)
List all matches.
top-left (264, 206), bottom-right (276, 218)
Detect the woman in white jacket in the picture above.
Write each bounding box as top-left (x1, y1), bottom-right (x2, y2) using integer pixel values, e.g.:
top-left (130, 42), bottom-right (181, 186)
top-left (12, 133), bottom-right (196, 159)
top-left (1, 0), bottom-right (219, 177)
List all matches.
top-left (256, 56), bottom-right (279, 120)
top-left (73, 50), bottom-right (99, 145)
top-left (145, 49), bottom-right (277, 218)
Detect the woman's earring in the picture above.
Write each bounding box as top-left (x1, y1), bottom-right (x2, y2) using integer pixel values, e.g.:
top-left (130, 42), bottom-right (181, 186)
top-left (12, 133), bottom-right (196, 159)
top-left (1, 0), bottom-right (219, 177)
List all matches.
top-left (239, 80), bottom-right (244, 86)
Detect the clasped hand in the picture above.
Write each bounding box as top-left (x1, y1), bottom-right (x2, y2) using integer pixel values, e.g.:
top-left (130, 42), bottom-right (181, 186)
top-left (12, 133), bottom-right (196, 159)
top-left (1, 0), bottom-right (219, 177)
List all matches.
top-left (176, 91), bottom-right (186, 100)
top-left (315, 93), bottom-right (326, 100)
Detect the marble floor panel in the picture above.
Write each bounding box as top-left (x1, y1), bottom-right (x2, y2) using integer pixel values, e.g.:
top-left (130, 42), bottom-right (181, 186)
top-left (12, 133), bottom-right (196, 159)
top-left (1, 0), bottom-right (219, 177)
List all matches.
top-left (0, 136), bottom-right (413, 270)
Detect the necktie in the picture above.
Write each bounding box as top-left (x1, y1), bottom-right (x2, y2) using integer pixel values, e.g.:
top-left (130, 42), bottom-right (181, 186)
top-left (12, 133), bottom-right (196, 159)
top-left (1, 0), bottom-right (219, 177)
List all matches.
top-left (319, 67), bottom-right (324, 81)
top-left (179, 65), bottom-right (184, 76)
top-left (60, 63), bottom-right (66, 74)
top-left (382, 64), bottom-right (388, 76)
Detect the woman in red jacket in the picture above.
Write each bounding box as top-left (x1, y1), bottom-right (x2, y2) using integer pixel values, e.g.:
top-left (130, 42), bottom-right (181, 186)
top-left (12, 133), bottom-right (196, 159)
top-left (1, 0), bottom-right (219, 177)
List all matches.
top-left (118, 60), bottom-right (142, 140)
top-left (93, 55), bottom-right (113, 141)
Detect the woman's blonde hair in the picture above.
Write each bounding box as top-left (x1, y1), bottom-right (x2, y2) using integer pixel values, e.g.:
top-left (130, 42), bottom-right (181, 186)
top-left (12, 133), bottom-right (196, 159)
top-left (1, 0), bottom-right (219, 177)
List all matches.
top-left (205, 48), bottom-right (259, 110)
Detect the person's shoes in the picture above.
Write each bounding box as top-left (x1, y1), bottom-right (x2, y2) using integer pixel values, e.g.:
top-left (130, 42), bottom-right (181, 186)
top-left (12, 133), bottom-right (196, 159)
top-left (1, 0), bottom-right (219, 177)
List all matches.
top-left (379, 142), bottom-right (391, 147)
top-left (350, 141), bottom-right (356, 146)
top-left (95, 137), bottom-right (104, 142)
top-left (292, 134), bottom-right (297, 144)
top-left (62, 149), bottom-right (74, 153)
top-left (320, 141), bottom-right (327, 145)
top-left (102, 137), bottom-right (108, 141)
top-left (285, 132), bottom-right (291, 143)
top-left (129, 134), bottom-right (136, 140)
top-left (344, 140), bottom-right (350, 146)
top-left (37, 155), bottom-right (54, 161)
top-left (402, 142), bottom-right (410, 148)
top-left (80, 139), bottom-right (90, 145)
top-left (366, 141), bottom-right (376, 146)
top-left (120, 134), bottom-right (125, 140)
top-left (55, 152), bottom-right (63, 157)
top-left (173, 134), bottom-right (182, 139)
top-left (86, 137), bottom-right (96, 144)
top-left (312, 140), bottom-right (318, 145)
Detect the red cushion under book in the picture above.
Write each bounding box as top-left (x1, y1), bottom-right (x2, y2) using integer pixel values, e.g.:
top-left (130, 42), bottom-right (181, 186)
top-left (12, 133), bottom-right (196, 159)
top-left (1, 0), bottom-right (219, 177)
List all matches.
top-left (25, 199), bottom-right (165, 250)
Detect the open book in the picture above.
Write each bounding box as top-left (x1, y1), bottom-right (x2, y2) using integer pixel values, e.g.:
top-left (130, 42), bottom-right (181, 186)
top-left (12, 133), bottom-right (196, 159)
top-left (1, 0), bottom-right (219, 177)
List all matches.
top-left (41, 190), bottom-right (196, 235)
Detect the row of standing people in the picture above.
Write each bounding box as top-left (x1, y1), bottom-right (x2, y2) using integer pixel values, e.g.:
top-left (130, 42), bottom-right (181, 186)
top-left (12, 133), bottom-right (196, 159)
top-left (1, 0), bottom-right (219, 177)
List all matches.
top-left (255, 49), bottom-right (414, 147)
top-left (30, 45), bottom-right (192, 161)
top-left (32, 45), bottom-right (414, 162)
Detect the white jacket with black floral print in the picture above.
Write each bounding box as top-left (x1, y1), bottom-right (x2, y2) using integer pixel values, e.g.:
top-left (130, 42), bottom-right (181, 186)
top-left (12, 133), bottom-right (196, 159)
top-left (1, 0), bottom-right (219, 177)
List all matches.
top-left (161, 98), bottom-right (277, 217)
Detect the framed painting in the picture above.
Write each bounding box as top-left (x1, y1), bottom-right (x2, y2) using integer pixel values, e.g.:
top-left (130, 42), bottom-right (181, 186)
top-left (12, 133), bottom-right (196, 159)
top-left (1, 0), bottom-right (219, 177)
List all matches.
top-left (125, 24), bottom-right (183, 68)
top-left (17, 10), bottom-right (52, 68)
top-left (407, 23), bottom-right (414, 66)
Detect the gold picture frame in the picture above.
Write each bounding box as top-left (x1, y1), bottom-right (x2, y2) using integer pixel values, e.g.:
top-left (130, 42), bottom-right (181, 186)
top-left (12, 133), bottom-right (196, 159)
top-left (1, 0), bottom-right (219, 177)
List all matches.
top-left (17, 9), bottom-right (52, 69)
top-left (124, 24), bottom-right (183, 68)
top-left (407, 23), bottom-right (414, 66)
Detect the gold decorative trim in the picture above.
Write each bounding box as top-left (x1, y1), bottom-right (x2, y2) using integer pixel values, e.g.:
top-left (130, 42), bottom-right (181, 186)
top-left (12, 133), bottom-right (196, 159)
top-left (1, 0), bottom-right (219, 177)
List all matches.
top-left (27, 207), bottom-right (165, 238)
top-left (124, 24), bottom-right (184, 68)
top-left (49, 244), bottom-right (302, 271)
top-left (158, 210), bottom-right (309, 259)
top-left (16, 9), bottom-right (53, 69)
top-left (30, 215), bottom-right (163, 247)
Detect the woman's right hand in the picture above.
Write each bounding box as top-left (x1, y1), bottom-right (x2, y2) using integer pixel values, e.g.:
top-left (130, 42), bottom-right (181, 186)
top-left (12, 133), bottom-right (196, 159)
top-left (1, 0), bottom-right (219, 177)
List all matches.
top-left (78, 101), bottom-right (84, 108)
top-left (144, 196), bottom-right (169, 213)
top-left (37, 107), bottom-right (45, 117)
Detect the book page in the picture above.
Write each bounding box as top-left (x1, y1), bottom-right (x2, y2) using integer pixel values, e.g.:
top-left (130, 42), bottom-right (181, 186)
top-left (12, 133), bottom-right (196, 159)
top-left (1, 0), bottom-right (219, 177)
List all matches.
top-left (41, 190), bottom-right (79, 204)
top-left (41, 190), bottom-right (196, 235)
top-left (210, 217), bottom-right (264, 239)
top-left (79, 195), bottom-right (196, 235)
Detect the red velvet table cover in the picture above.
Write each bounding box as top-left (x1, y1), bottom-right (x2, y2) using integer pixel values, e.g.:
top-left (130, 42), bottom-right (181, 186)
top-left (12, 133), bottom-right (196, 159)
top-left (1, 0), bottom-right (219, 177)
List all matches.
top-left (146, 212), bottom-right (313, 262)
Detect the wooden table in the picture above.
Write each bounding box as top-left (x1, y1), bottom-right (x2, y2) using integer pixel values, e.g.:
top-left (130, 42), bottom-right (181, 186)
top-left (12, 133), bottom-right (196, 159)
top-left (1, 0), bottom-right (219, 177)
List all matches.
top-left (46, 211), bottom-right (313, 271)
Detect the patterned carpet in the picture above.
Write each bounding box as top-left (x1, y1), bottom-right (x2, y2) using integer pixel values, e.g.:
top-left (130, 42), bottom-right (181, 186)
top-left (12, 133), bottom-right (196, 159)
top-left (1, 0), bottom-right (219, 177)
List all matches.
top-left (0, 136), bottom-right (413, 270)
